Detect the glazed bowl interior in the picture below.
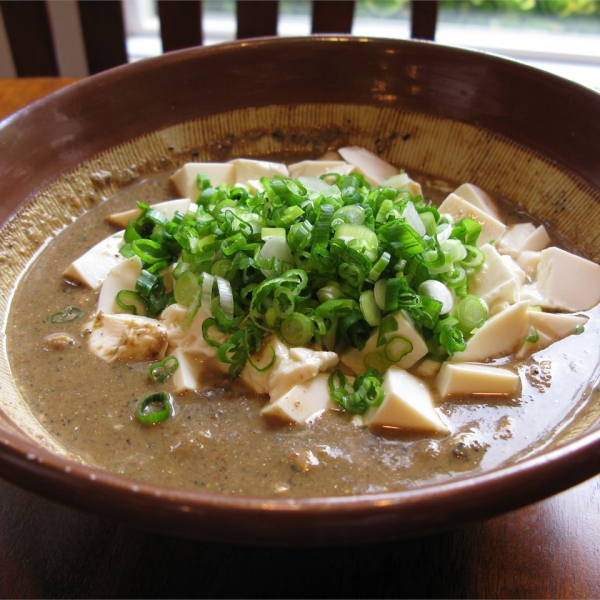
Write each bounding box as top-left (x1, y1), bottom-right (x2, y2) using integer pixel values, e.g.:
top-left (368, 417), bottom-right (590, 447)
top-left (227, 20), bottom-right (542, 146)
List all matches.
top-left (0, 37), bottom-right (599, 545)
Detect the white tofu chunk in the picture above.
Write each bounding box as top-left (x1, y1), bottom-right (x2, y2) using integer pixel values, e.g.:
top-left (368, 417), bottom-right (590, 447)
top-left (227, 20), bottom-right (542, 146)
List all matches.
top-left (365, 367), bottom-right (449, 434)
top-left (288, 160), bottom-right (355, 179)
top-left (340, 311), bottom-right (428, 375)
top-left (517, 251), bottom-right (541, 279)
top-left (241, 336), bottom-right (338, 399)
top-left (106, 198), bottom-right (191, 228)
top-left (515, 310), bottom-right (589, 358)
top-left (261, 373), bottom-right (336, 424)
top-left (497, 223), bottom-right (551, 258)
top-left (338, 146), bottom-right (398, 185)
top-left (170, 347), bottom-right (203, 394)
top-left (383, 172), bottom-right (423, 198)
top-left (160, 303), bottom-right (226, 360)
top-left (97, 255), bottom-right (143, 315)
top-left (468, 244), bottom-right (522, 309)
top-left (452, 300), bottom-right (530, 362)
top-left (453, 183), bottom-right (501, 220)
top-left (62, 232), bottom-right (125, 290)
top-left (229, 159), bottom-right (289, 193)
top-left (170, 163), bottom-right (235, 201)
top-left (88, 312), bottom-right (168, 363)
top-left (521, 247), bottom-right (600, 311)
top-left (438, 193), bottom-right (507, 247)
top-left (437, 363), bottom-right (519, 398)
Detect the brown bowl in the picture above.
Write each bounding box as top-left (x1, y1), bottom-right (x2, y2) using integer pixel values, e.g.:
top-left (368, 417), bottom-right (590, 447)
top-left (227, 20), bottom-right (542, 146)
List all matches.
top-left (0, 37), bottom-right (599, 545)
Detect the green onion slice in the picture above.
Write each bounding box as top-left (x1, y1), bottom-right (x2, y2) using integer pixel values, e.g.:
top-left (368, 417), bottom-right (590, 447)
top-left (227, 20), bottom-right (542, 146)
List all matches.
top-left (136, 391), bottom-right (173, 424)
top-left (49, 306), bottom-right (83, 324)
top-left (148, 356), bottom-right (180, 383)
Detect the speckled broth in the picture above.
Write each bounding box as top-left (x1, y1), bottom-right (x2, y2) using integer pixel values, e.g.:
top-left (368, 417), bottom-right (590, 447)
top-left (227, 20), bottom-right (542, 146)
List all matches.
top-left (6, 170), bottom-right (600, 497)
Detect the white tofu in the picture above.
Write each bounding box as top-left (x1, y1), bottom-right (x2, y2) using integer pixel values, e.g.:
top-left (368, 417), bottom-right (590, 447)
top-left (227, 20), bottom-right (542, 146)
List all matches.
top-left (453, 183), bottom-right (501, 220)
top-left (88, 312), bottom-right (168, 363)
top-left (170, 347), bottom-right (203, 394)
top-left (229, 159), bottom-right (289, 193)
top-left (160, 303), bottom-right (225, 360)
top-left (340, 311), bottom-right (428, 375)
top-left (515, 310), bottom-right (589, 358)
top-left (241, 336), bottom-right (338, 400)
top-left (260, 373), bottom-right (336, 424)
top-left (452, 300), bottom-right (530, 362)
top-left (517, 251), bottom-right (541, 279)
top-left (437, 363), bottom-right (519, 398)
top-left (382, 172), bottom-right (423, 198)
top-left (97, 255), bottom-right (143, 314)
top-left (413, 358), bottom-right (442, 378)
top-left (365, 367), bottom-right (449, 434)
top-left (438, 193), bottom-right (507, 247)
top-left (468, 244), bottom-right (522, 309)
top-left (106, 198), bottom-right (191, 228)
top-left (170, 162), bottom-right (235, 201)
top-left (288, 160), bottom-right (354, 179)
top-left (62, 232), bottom-right (125, 290)
top-left (520, 247), bottom-right (600, 311)
top-left (497, 223), bottom-right (551, 259)
top-left (338, 146), bottom-right (398, 186)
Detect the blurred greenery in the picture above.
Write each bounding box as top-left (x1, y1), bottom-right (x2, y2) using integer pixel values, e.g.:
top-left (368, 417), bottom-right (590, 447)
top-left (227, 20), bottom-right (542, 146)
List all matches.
top-left (203, 0), bottom-right (600, 31)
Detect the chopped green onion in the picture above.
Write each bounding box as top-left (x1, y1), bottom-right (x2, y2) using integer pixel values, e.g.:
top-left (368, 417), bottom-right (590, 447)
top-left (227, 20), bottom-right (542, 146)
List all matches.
top-left (49, 306), bottom-right (82, 324)
top-left (148, 356), bottom-right (179, 383)
top-left (136, 391), bottom-right (173, 424)
top-left (523, 328), bottom-right (539, 344)
top-left (116, 290), bottom-right (148, 316)
top-left (455, 294), bottom-right (488, 334)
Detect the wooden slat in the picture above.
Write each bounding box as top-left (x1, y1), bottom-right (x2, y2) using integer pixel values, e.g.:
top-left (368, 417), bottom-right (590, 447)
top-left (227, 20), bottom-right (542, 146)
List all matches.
top-left (236, 1), bottom-right (279, 39)
top-left (410, 0), bottom-right (439, 41)
top-left (77, 0), bottom-right (128, 74)
top-left (0, 1), bottom-right (58, 77)
top-left (311, 0), bottom-right (355, 34)
top-left (158, 0), bottom-right (203, 52)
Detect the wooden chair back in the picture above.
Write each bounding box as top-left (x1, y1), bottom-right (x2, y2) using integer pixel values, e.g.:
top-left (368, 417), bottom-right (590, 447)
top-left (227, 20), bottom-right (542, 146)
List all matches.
top-left (0, 0), bottom-right (439, 77)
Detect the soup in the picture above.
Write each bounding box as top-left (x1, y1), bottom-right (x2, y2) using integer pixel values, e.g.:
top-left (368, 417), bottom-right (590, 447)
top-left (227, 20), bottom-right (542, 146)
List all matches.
top-left (6, 151), bottom-right (600, 497)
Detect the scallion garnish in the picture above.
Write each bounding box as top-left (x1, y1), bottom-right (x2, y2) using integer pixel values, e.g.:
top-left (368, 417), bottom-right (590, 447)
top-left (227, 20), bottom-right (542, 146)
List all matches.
top-left (50, 306), bottom-right (83, 324)
top-left (135, 391), bottom-right (173, 424)
top-left (119, 169), bottom-right (489, 411)
top-left (148, 356), bottom-right (179, 383)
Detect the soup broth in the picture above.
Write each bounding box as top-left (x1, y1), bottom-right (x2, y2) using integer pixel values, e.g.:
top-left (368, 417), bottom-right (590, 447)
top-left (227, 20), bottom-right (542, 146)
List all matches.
top-left (7, 170), bottom-right (600, 497)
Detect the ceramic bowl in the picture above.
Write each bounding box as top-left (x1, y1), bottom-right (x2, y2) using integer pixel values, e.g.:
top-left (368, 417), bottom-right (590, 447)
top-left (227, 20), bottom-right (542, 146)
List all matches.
top-left (0, 37), bottom-right (598, 545)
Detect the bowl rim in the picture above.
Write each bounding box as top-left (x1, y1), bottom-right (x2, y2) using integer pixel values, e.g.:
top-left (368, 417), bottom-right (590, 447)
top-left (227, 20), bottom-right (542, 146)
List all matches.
top-left (0, 35), bottom-right (599, 541)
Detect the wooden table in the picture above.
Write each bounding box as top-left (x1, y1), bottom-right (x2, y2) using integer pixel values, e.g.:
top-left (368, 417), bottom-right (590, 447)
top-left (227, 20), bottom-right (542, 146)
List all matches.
top-left (0, 78), bottom-right (599, 599)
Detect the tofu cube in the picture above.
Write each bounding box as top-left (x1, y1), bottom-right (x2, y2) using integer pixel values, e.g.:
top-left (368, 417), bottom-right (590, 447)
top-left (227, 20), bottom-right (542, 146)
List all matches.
top-left (62, 232), bottom-right (125, 290)
top-left (439, 193), bottom-right (507, 247)
top-left (515, 310), bottom-right (589, 358)
top-left (241, 336), bottom-right (338, 400)
top-left (338, 146), bottom-right (398, 185)
top-left (288, 160), bottom-right (355, 179)
top-left (260, 373), bottom-right (336, 424)
top-left (365, 367), bottom-right (450, 434)
top-left (437, 363), bottom-right (519, 398)
top-left (453, 183), bottom-right (501, 220)
top-left (452, 300), bottom-right (530, 362)
top-left (229, 159), bottom-right (289, 193)
top-left (106, 198), bottom-right (191, 228)
top-left (521, 247), bottom-right (600, 311)
top-left (97, 255), bottom-right (142, 314)
top-left (88, 313), bottom-right (168, 363)
top-left (170, 163), bottom-right (235, 201)
top-left (383, 172), bottom-right (423, 198)
top-left (497, 223), bottom-right (551, 259)
top-left (468, 244), bottom-right (522, 309)
top-left (340, 311), bottom-right (428, 375)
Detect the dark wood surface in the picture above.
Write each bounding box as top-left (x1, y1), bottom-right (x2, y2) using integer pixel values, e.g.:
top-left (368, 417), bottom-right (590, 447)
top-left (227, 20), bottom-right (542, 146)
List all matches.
top-left (0, 78), bottom-right (599, 599)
